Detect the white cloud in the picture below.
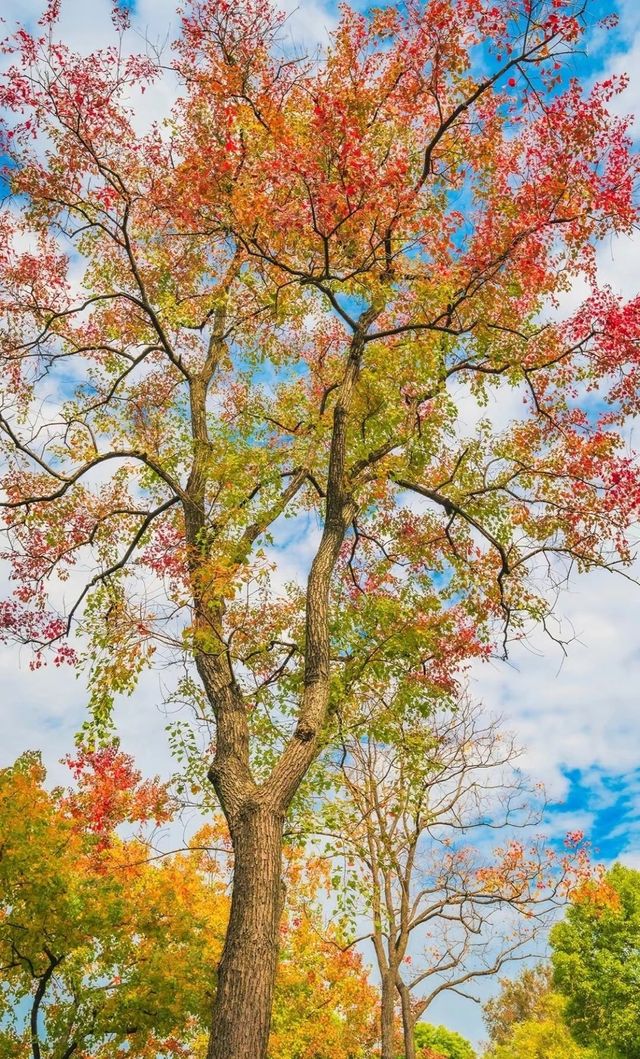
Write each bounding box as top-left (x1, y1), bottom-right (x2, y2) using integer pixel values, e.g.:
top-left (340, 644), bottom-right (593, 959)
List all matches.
top-left (619, 848), bottom-right (640, 870)
top-left (595, 230), bottom-right (640, 299)
top-left (0, 641), bottom-right (177, 782)
top-left (470, 565), bottom-right (640, 792)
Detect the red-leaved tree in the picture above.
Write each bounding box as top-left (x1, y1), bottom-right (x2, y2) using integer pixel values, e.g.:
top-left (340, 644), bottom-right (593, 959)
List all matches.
top-left (0, 1), bottom-right (639, 1055)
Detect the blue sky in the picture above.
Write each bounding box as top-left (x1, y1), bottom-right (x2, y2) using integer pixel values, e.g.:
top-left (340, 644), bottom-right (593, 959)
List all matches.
top-left (1, 0), bottom-right (640, 1046)
top-left (558, 766), bottom-right (640, 860)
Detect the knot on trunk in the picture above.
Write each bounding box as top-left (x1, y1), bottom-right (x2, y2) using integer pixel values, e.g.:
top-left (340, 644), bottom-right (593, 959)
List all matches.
top-left (295, 724), bottom-right (315, 743)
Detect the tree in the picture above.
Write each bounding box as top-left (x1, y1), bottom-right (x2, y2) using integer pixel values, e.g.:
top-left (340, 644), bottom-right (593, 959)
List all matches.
top-left (483, 966), bottom-right (553, 1046)
top-left (551, 863), bottom-right (640, 1058)
top-left (483, 993), bottom-right (595, 1059)
top-left (322, 696), bottom-right (595, 1059)
top-left (0, 749), bottom-right (380, 1059)
top-left (0, 749), bottom-right (225, 1059)
top-left (414, 1022), bottom-right (477, 1059)
top-left (482, 966), bottom-right (596, 1059)
top-left (1, 1), bottom-right (639, 1055)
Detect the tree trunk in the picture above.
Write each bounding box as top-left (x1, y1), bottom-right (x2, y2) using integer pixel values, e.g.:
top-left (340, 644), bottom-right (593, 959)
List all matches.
top-left (208, 800), bottom-right (285, 1059)
top-left (201, 327), bottom-right (364, 1057)
top-left (381, 971), bottom-right (398, 1059)
top-left (397, 976), bottom-right (417, 1059)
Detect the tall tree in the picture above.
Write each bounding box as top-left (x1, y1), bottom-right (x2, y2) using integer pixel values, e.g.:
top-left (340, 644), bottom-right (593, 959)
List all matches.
top-left (551, 863), bottom-right (640, 1059)
top-left (1, 1), bottom-right (639, 1055)
top-left (322, 696), bottom-right (595, 1059)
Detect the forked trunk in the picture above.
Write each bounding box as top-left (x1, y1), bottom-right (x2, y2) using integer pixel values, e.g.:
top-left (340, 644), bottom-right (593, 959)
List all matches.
top-left (202, 321), bottom-right (360, 1056)
top-left (208, 801), bottom-right (285, 1059)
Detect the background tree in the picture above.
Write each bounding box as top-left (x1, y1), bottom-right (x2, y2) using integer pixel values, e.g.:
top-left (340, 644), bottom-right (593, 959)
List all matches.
top-left (0, 749), bottom-right (224, 1059)
top-left (1, 0), bottom-right (639, 1055)
top-left (269, 856), bottom-right (379, 1059)
top-left (482, 966), bottom-right (596, 1059)
top-left (0, 749), bottom-right (380, 1059)
top-left (551, 862), bottom-right (640, 1059)
top-left (321, 695), bottom-right (594, 1059)
top-left (414, 1022), bottom-right (477, 1059)
top-left (482, 965), bottom-right (553, 1046)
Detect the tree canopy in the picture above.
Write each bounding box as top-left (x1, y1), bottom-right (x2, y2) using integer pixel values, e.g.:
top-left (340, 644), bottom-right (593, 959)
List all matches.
top-left (482, 965), bottom-right (596, 1059)
top-left (552, 863), bottom-right (640, 1059)
top-left (414, 1022), bottom-right (477, 1059)
top-left (0, 751), bottom-right (378, 1059)
top-left (1, 0), bottom-right (639, 1054)
top-left (0, 749), bottom-right (221, 1058)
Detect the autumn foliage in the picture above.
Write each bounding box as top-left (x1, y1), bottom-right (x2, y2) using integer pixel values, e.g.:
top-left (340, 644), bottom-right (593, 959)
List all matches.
top-left (0, 751), bottom-right (378, 1059)
top-left (0, 749), bottom-right (223, 1058)
top-left (0, 0), bottom-right (639, 1055)
top-left (62, 745), bottom-right (173, 848)
top-left (1, 0), bottom-right (639, 714)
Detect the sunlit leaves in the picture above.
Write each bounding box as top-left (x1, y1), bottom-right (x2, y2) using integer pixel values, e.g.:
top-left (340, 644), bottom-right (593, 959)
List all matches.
top-left (0, 752), bottom-right (224, 1058)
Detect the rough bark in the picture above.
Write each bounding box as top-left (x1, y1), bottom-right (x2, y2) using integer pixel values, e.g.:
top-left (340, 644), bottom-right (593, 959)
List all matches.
top-left (398, 976), bottom-right (417, 1059)
top-left (381, 970), bottom-right (398, 1059)
top-left (207, 801), bottom-right (285, 1059)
